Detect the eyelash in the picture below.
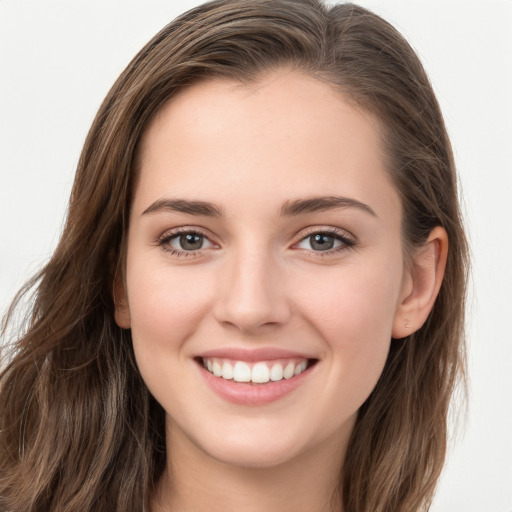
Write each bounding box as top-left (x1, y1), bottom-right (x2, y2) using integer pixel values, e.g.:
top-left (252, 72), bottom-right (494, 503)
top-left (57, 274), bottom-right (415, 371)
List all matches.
top-left (295, 227), bottom-right (356, 258)
top-left (157, 227), bottom-right (214, 258)
top-left (156, 226), bottom-right (356, 258)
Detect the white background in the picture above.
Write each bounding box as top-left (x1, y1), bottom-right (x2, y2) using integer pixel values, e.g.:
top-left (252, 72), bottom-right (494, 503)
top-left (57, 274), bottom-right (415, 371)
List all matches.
top-left (1, 1), bottom-right (511, 510)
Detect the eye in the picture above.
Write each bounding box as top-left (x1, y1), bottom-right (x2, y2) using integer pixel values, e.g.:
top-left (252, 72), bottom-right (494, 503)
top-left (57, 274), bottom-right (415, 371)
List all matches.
top-left (171, 233), bottom-right (212, 251)
top-left (295, 230), bottom-right (355, 253)
top-left (158, 229), bottom-right (216, 255)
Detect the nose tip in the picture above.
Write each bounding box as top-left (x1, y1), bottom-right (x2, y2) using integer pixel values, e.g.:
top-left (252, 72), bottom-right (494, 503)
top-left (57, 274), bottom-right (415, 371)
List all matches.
top-left (218, 296), bottom-right (284, 333)
top-left (213, 254), bottom-right (291, 334)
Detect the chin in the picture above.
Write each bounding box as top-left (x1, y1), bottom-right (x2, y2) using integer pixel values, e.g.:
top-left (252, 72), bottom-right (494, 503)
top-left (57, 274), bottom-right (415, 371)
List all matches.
top-left (179, 420), bottom-right (312, 470)
top-left (206, 440), bottom-right (304, 469)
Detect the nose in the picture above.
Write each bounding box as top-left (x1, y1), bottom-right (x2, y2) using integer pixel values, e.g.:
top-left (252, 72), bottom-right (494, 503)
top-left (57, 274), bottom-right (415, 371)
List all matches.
top-left (213, 245), bottom-right (291, 334)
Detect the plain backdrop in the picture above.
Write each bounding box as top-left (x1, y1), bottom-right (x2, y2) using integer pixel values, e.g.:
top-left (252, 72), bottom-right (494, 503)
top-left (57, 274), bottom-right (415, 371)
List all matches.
top-left (1, 1), bottom-right (511, 510)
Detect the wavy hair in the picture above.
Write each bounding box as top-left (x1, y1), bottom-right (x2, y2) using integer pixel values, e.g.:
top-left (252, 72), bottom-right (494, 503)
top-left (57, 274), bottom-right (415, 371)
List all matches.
top-left (0, 1), bottom-right (468, 510)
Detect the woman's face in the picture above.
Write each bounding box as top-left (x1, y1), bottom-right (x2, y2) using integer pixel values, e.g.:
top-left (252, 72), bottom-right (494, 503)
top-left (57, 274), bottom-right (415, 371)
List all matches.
top-left (117, 70), bottom-right (410, 468)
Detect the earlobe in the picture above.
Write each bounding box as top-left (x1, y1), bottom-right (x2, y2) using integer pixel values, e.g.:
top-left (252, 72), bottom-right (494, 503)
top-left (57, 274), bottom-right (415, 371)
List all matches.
top-left (392, 226), bottom-right (448, 339)
top-left (113, 278), bottom-right (131, 329)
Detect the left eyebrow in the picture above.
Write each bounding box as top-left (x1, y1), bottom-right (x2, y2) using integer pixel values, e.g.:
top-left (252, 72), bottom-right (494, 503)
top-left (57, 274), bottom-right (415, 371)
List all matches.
top-left (280, 196), bottom-right (377, 217)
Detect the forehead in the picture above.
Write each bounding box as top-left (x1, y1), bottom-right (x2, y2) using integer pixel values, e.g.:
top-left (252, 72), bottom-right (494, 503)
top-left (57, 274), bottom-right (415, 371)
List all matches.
top-left (134, 70), bottom-right (399, 223)
top-left (141, 70), bottom-right (383, 162)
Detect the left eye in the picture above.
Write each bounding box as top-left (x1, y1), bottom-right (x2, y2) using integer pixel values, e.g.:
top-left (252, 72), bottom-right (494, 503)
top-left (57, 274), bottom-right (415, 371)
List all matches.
top-left (296, 233), bottom-right (347, 251)
top-left (167, 232), bottom-right (214, 251)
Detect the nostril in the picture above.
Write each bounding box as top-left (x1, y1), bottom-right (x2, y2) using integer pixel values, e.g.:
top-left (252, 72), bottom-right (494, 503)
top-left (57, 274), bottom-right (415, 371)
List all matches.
top-left (219, 318), bottom-right (283, 334)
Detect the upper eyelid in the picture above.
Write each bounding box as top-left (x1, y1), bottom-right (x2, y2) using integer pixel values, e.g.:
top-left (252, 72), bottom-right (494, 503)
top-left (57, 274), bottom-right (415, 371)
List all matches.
top-left (159, 226), bottom-right (216, 241)
top-left (293, 225), bottom-right (356, 243)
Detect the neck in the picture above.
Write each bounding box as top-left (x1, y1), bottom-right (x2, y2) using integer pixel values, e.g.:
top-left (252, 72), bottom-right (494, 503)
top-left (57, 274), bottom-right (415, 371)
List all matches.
top-left (150, 419), bottom-right (352, 512)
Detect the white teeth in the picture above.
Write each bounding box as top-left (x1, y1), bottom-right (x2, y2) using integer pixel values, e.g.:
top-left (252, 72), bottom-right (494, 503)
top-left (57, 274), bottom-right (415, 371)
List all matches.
top-left (270, 363), bottom-right (283, 381)
top-left (212, 361), bottom-right (222, 377)
top-left (233, 361), bottom-right (251, 382)
top-left (293, 361), bottom-right (307, 376)
top-left (203, 358), bottom-right (310, 384)
top-left (283, 362), bottom-right (295, 379)
top-left (251, 362), bottom-right (270, 383)
top-left (222, 361), bottom-right (233, 380)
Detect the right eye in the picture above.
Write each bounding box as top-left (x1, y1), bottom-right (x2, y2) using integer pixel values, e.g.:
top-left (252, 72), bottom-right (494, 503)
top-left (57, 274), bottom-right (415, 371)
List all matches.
top-left (158, 229), bottom-right (216, 257)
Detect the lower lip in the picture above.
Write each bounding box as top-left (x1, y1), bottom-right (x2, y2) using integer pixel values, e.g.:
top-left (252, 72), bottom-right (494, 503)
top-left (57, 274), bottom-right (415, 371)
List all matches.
top-left (198, 362), bottom-right (315, 405)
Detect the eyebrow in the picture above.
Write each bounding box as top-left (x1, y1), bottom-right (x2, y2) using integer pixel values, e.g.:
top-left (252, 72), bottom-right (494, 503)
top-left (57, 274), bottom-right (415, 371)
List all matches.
top-left (142, 198), bottom-right (223, 217)
top-left (280, 196), bottom-right (377, 217)
top-left (141, 195), bottom-right (376, 218)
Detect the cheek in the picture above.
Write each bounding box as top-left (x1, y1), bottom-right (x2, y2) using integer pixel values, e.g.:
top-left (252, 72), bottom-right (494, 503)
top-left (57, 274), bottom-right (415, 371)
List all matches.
top-left (298, 260), bottom-right (401, 338)
top-left (126, 260), bottom-right (214, 359)
top-left (294, 259), bottom-right (402, 399)
top-left (125, 261), bottom-right (219, 415)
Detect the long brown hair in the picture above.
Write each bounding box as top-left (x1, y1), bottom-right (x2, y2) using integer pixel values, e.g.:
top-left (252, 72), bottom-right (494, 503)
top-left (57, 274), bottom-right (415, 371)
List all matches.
top-left (0, 1), bottom-right (468, 510)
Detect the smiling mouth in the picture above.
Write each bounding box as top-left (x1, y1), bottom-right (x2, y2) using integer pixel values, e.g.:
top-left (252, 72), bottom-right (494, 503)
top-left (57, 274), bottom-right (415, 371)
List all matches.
top-left (198, 357), bottom-right (317, 384)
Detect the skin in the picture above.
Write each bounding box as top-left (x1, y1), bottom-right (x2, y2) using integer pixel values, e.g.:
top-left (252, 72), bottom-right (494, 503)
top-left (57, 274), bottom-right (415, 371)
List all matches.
top-left (115, 70), bottom-right (447, 512)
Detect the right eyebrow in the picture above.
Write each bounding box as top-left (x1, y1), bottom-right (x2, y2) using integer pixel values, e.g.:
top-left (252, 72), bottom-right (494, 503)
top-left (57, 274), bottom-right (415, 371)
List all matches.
top-left (141, 198), bottom-right (224, 217)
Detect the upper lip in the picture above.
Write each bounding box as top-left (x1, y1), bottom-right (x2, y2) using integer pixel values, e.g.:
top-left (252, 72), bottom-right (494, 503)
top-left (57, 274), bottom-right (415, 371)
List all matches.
top-left (198, 347), bottom-right (316, 362)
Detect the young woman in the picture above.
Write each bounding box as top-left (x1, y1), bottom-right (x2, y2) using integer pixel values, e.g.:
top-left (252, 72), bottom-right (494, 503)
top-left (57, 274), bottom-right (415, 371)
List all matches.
top-left (0, 1), bottom-right (468, 511)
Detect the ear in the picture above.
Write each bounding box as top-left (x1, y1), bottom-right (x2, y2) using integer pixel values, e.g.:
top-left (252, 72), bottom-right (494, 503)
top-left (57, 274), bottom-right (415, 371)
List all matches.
top-left (392, 226), bottom-right (448, 339)
top-left (113, 277), bottom-right (131, 329)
